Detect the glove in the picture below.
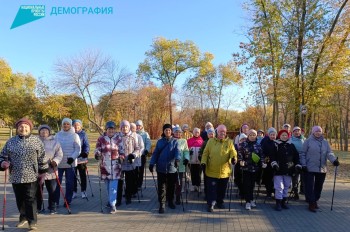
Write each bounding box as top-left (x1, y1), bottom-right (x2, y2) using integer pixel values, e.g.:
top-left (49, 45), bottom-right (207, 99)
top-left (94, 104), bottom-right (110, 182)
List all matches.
top-left (189, 150), bottom-right (194, 156)
top-left (149, 164), bottom-right (154, 173)
top-left (333, 159), bottom-right (340, 166)
top-left (198, 155), bottom-right (202, 161)
top-left (262, 163), bottom-right (267, 169)
top-left (271, 161), bottom-right (279, 171)
top-left (295, 164), bottom-right (302, 170)
top-left (67, 157), bottom-right (74, 165)
top-left (174, 160), bottom-right (179, 168)
top-left (230, 158), bottom-right (236, 165)
top-left (81, 153), bottom-right (88, 158)
top-left (239, 161), bottom-right (245, 167)
top-left (50, 160), bottom-right (57, 168)
top-left (1, 161), bottom-right (10, 169)
top-left (38, 173), bottom-right (46, 185)
top-left (143, 150), bottom-right (149, 156)
top-left (201, 163), bottom-right (206, 172)
top-left (128, 154), bottom-right (135, 161)
top-left (183, 159), bottom-right (189, 166)
top-left (95, 153), bottom-right (102, 161)
top-left (302, 166), bottom-right (308, 172)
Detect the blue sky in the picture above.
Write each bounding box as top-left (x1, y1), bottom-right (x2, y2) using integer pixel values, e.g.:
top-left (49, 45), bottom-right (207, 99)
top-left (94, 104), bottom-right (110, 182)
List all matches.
top-left (1, 0), bottom-right (248, 108)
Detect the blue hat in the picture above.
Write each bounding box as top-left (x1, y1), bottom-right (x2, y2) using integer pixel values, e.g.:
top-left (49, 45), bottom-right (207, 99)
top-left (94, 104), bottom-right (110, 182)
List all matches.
top-left (72, 119), bottom-right (83, 127)
top-left (61, 118), bottom-right (72, 126)
top-left (105, 121), bottom-right (116, 129)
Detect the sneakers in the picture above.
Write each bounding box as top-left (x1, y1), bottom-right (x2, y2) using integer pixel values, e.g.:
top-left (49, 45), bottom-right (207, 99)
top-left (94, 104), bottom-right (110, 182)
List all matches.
top-left (72, 192), bottom-right (77, 199)
top-left (50, 209), bottom-right (57, 215)
top-left (82, 191), bottom-right (87, 199)
top-left (192, 186), bottom-right (198, 192)
top-left (197, 186), bottom-right (201, 193)
top-left (207, 205), bottom-right (214, 212)
top-left (16, 220), bottom-right (28, 228)
top-left (245, 202), bottom-right (251, 210)
top-left (159, 204), bottom-right (165, 214)
top-left (110, 206), bottom-right (117, 214)
top-left (250, 201), bottom-right (256, 208)
top-left (29, 223), bottom-right (38, 231)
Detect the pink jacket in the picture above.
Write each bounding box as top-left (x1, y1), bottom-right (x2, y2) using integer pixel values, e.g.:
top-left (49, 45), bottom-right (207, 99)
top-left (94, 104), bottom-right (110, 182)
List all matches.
top-left (187, 136), bottom-right (204, 164)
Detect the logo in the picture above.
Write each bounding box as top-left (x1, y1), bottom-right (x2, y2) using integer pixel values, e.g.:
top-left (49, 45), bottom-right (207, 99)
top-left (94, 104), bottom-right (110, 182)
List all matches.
top-left (11, 5), bottom-right (45, 29)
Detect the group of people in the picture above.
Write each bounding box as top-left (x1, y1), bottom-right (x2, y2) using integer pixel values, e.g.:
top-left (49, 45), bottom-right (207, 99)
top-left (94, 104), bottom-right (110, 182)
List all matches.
top-left (0, 118), bottom-right (340, 230)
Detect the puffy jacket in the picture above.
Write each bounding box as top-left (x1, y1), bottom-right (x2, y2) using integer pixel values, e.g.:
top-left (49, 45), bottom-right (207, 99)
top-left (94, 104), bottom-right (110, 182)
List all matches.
top-left (150, 137), bottom-right (181, 174)
top-left (187, 136), bottom-right (204, 164)
top-left (76, 129), bottom-right (90, 164)
top-left (40, 135), bottom-right (63, 180)
top-left (176, 138), bottom-right (190, 173)
top-left (137, 129), bottom-right (151, 153)
top-left (300, 135), bottom-right (337, 173)
top-left (95, 133), bottom-right (125, 180)
top-left (270, 140), bottom-right (300, 176)
top-left (289, 135), bottom-right (306, 154)
top-left (0, 135), bottom-right (48, 184)
top-left (55, 127), bottom-right (81, 168)
top-left (134, 133), bottom-right (145, 167)
top-left (201, 137), bottom-right (237, 179)
top-left (238, 139), bottom-right (264, 173)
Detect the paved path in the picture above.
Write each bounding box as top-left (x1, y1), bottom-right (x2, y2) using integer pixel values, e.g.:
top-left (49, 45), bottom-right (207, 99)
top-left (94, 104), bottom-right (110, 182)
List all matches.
top-left (0, 165), bottom-right (349, 232)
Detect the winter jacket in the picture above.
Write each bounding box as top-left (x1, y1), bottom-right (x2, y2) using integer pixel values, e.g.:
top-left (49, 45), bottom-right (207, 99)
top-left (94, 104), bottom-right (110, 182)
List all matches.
top-left (150, 136), bottom-right (181, 174)
top-left (289, 135), bottom-right (306, 154)
top-left (55, 128), bottom-right (81, 168)
top-left (136, 129), bottom-right (151, 153)
top-left (40, 135), bottom-right (63, 180)
top-left (270, 140), bottom-right (300, 176)
top-left (175, 138), bottom-right (190, 173)
top-left (201, 137), bottom-right (237, 179)
top-left (300, 135), bottom-right (337, 173)
top-left (200, 130), bottom-right (209, 141)
top-left (134, 133), bottom-right (145, 167)
top-left (76, 129), bottom-right (90, 164)
top-left (261, 137), bottom-right (275, 162)
top-left (119, 131), bottom-right (140, 171)
top-left (187, 136), bottom-right (204, 164)
top-left (0, 135), bottom-right (48, 184)
top-left (95, 133), bottom-right (125, 180)
top-left (238, 139), bottom-right (264, 173)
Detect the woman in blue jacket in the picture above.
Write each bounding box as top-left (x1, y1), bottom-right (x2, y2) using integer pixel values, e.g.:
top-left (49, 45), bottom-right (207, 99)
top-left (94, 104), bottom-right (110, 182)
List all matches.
top-left (149, 124), bottom-right (181, 214)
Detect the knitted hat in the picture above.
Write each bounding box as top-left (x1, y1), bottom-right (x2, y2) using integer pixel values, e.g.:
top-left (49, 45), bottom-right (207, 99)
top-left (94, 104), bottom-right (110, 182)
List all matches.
top-left (61, 118), bottom-right (72, 126)
top-left (163, 123), bottom-right (172, 132)
top-left (292, 126), bottom-right (301, 132)
top-left (283, 123), bottom-right (291, 128)
top-left (135, 120), bottom-right (143, 126)
top-left (239, 133), bottom-right (247, 141)
top-left (173, 126), bottom-right (182, 133)
top-left (240, 123), bottom-right (249, 133)
top-left (207, 128), bottom-right (215, 135)
top-left (120, 120), bottom-right (130, 129)
top-left (105, 121), bottom-right (116, 129)
top-left (257, 129), bottom-right (265, 135)
top-left (72, 119), bottom-right (83, 127)
top-left (267, 127), bottom-right (277, 135)
top-left (182, 124), bottom-right (189, 130)
top-left (312, 126), bottom-right (322, 134)
top-left (15, 118), bottom-right (33, 130)
top-left (247, 129), bottom-right (257, 136)
top-left (38, 124), bottom-right (51, 134)
top-left (277, 129), bottom-right (289, 139)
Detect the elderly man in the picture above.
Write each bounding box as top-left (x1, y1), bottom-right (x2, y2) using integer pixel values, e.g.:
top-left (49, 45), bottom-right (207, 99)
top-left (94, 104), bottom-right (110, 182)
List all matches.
top-left (201, 125), bottom-right (237, 212)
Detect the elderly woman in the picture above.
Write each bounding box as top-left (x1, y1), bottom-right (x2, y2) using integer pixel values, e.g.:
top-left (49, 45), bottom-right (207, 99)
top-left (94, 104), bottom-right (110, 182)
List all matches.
top-left (37, 125), bottom-right (63, 215)
top-left (54, 118), bottom-right (81, 208)
top-left (0, 118), bottom-right (48, 230)
top-left (187, 127), bottom-right (204, 192)
top-left (300, 126), bottom-right (339, 212)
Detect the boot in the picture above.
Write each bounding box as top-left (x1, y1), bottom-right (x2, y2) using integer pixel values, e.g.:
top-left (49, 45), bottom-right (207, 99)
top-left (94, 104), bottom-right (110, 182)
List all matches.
top-left (314, 201), bottom-right (319, 209)
top-left (159, 203), bottom-right (165, 214)
top-left (175, 195), bottom-right (181, 205)
top-left (281, 198), bottom-right (289, 209)
top-left (275, 199), bottom-right (282, 211)
top-left (308, 202), bottom-right (317, 212)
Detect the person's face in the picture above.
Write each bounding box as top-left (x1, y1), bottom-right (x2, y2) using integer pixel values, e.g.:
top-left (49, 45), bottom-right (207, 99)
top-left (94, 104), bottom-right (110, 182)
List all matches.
top-left (164, 128), bottom-right (172, 138)
top-left (293, 129), bottom-right (301, 137)
top-left (257, 131), bottom-right (264, 137)
top-left (242, 125), bottom-right (249, 134)
top-left (73, 122), bottom-right (82, 132)
top-left (280, 132), bottom-right (289, 141)
top-left (130, 126), bottom-right (136, 132)
top-left (17, 124), bottom-right (31, 136)
top-left (193, 130), bottom-right (200, 137)
top-left (239, 138), bottom-right (247, 143)
top-left (183, 127), bottom-right (188, 132)
top-left (121, 125), bottom-right (130, 134)
top-left (39, 128), bottom-right (50, 138)
top-left (174, 131), bottom-right (182, 138)
top-left (62, 122), bottom-right (71, 131)
top-left (248, 133), bottom-right (257, 141)
top-left (136, 125), bottom-right (143, 131)
top-left (217, 127), bottom-right (227, 139)
top-left (208, 132), bottom-right (215, 138)
top-left (106, 128), bottom-right (116, 137)
top-left (313, 130), bottom-right (322, 138)
top-left (269, 132), bottom-right (276, 140)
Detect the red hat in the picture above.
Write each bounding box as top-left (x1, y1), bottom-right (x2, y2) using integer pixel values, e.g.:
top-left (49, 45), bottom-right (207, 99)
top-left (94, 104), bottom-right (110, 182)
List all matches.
top-left (277, 129), bottom-right (289, 139)
top-left (15, 118), bottom-right (33, 130)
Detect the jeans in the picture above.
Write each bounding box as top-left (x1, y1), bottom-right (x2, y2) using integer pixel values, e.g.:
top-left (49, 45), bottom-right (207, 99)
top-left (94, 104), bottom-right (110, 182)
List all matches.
top-left (105, 179), bottom-right (118, 207)
top-left (12, 182), bottom-right (37, 225)
top-left (206, 176), bottom-right (229, 206)
top-left (36, 179), bottom-right (57, 211)
top-left (54, 168), bottom-right (75, 204)
top-left (73, 163), bottom-right (87, 192)
top-left (305, 172), bottom-right (326, 203)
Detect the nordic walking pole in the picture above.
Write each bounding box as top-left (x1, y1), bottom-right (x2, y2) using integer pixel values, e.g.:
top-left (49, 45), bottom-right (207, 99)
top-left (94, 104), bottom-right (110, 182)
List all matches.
top-left (2, 170), bottom-right (7, 230)
top-left (39, 181), bottom-right (45, 212)
top-left (151, 171), bottom-right (158, 193)
top-left (85, 165), bottom-right (94, 197)
top-left (97, 162), bottom-right (103, 213)
top-left (331, 157), bottom-right (339, 211)
top-left (70, 165), bottom-right (88, 201)
top-left (184, 167), bottom-right (188, 204)
top-left (144, 154), bottom-right (147, 189)
top-left (54, 169), bottom-right (71, 214)
top-left (229, 169), bottom-right (233, 212)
